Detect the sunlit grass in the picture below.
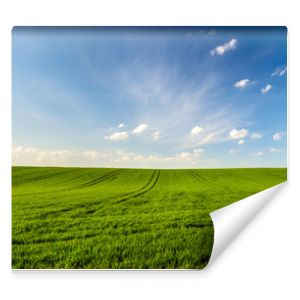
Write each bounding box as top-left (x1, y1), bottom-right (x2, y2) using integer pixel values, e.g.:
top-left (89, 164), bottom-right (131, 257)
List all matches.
top-left (12, 166), bottom-right (287, 269)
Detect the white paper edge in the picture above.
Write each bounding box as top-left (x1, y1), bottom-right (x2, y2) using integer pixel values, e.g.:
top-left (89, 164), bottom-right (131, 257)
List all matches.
top-left (208, 182), bottom-right (287, 265)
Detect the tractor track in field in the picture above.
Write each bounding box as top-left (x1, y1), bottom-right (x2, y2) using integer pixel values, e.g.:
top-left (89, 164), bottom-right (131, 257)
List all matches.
top-left (115, 169), bottom-right (161, 203)
top-left (12, 169), bottom-right (78, 186)
top-left (30, 170), bottom-right (161, 218)
top-left (191, 171), bottom-right (217, 187)
top-left (75, 169), bottom-right (123, 189)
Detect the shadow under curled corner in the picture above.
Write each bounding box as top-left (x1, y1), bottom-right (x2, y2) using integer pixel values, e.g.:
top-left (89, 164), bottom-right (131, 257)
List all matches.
top-left (207, 182), bottom-right (287, 266)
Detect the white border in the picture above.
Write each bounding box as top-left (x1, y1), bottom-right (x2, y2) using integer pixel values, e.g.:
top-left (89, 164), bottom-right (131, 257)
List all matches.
top-left (1, 1), bottom-right (299, 299)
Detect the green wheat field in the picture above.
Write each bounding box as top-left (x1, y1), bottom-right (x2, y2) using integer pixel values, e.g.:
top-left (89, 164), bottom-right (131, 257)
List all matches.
top-left (12, 167), bottom-right (287, 269)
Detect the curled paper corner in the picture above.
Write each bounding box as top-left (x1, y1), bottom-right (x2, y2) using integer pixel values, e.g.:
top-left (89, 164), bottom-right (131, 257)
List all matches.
top-left (208, 182), bottom-right (287, 266)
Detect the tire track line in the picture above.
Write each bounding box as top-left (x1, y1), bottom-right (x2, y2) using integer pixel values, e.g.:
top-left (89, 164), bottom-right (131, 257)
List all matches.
top-left (75, 170), bottom-right (122, 189)
top-left (13, 169), bottom-right (77, 186)
top-left (34, 170), bottom-right (161, 218)
top-left (115, 170), bottom-right (161, 203)
top-left (191, 171), bottom-right (217, 187)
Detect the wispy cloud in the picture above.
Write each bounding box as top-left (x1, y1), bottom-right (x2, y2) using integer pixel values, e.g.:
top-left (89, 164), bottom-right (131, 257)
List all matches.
top-left (270, 147), bottom-right (283, 153)
top-left (271, 66), bottom-right (287, 77)
top-left (228, 149), bottom-right (239, 154)
top-left (118, 123), bottom-right (125, 128)
top-left (251, 132), bottom-right (263, 140)
top-left (198, 133), bottom-right (215, 145)
top-left (210, 38), bottom-right (238, 56)
top-left (121, 65), bottom-right (249, 152)
top-left (255, 151), bottom-right (264, 156)
top-left (261, 84), bottom-right (272, 94)
top-left (151, 130), bottom-right (160, 140)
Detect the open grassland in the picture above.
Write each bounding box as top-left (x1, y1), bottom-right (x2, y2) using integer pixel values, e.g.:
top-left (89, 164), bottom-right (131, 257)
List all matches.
top-left (12, 167), bottom-right (287, 269)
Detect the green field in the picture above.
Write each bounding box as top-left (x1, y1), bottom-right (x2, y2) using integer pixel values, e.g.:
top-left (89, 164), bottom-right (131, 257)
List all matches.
top-left (12, 167), bottom-right (287, 269)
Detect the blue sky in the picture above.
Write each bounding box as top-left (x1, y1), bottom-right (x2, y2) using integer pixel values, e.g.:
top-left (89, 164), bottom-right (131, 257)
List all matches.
top-left (12, 27), bottom-right (287, 168)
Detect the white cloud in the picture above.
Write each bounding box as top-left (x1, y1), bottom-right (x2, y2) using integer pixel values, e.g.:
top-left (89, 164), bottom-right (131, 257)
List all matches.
top-left (83, 150), bottom-right (99, 160)
top-left (36, 150), bottom-right (72, 163)
top-left (24, 147), bottom-right (38, 154)
top-left (251, 132), bottom-right (263, 140)
top-left (261, 84), bottom-right (272, 94)
top-left (229, 128), bottom-right (248, 139)
top-left (273, 132), bottom-right (284, 141)
top-left (15, 146), bottom-right (23, 152)
top-left (175, 149), bottom-right (204, 163)
top-left (270, 147), bottom-right (283, 153)
top-left (110, 149), bottom-right (206, 168)
top-left (229, 149), bottom-right (239, 154)
top-left (210, 38), bottom-right (238, 56)
top-left (193, 148), bottom-right (205, 154)
top-left (107, 149), bottom-right (204, 167)
top-left (105, 131), bottom-right (129, 141)
top-left (271, 66), bottom-right (287, 77)
top-left (151, 130), bottom-right (160, 140)
top-left (132, 124), bottom-right (148, 135)
top-left (13, 146), bottom-right (73, 165)
top-left (238, 139), bottom-right (244, 145)
top-left (118, 123), bottom-right (125, 128)
top-left (233, 79), bottom-right (252, 89)
top-left (190, 126), bottom-right (203, 136)
top-left (255, 151), bottom-right (264, 156)
top-left (12, 145), bottom-right (210, 169)
top-left (176, 152), bottom-right (195, 160)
